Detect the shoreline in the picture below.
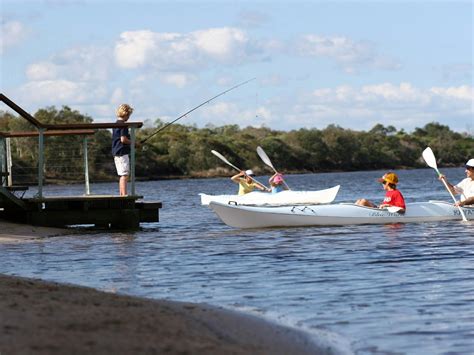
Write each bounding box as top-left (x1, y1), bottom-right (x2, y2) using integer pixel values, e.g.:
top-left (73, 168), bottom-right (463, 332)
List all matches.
top-left (0, 273), bottom-right (346, 354)
top-left (17, 165), bottom-right (457, 186)
top-left (0, 221), bottom-right (350, 354)
top-left (0, 219), bottom-right (73, 243)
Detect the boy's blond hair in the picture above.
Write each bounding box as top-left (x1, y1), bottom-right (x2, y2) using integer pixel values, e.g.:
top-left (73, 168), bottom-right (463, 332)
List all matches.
top-left (116, 104), bottom-right (134, 118)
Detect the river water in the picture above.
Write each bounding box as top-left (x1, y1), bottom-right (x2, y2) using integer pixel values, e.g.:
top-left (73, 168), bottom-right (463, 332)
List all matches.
top-left (1, 168), bottom-right (473, 354)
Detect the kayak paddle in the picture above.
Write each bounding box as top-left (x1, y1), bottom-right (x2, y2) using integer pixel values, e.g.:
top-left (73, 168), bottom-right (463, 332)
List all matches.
top-left (422, 147), bottom-right (468, 221)
top-left (256, 146), bottom-right (291, 190)
top-left (211, 150), bottom-right (269, 190)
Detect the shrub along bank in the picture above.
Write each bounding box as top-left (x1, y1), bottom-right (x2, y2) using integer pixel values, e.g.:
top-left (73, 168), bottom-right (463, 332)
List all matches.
top-left (1, 107), bottom-right (472, 183)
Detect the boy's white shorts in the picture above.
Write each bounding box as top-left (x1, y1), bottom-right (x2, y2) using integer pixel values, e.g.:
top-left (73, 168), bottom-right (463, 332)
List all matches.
top-left (114, 155), bottom-right (130, 176)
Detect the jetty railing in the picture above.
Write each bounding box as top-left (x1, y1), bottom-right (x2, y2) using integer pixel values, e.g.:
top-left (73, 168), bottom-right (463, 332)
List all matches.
top-left (0, 130), bottom-right (96, 196)
top-left (0, 93), bottom-right (143, 198)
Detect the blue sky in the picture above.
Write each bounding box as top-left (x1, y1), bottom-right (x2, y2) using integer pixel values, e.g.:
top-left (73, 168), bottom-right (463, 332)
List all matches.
top-left (2, 0), bottom-right (473, 133)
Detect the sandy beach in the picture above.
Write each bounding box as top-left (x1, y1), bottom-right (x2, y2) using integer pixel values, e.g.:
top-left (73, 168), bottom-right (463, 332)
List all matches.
top-left (0, 274), bottom-right (339, 355)
top-left (0, 221), bottom-right (343, 354)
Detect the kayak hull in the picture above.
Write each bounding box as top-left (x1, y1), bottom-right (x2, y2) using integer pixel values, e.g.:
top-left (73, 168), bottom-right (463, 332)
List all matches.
top-left (208, 201), bottom-right (474, 228)
top-left (200, 185), bottom-right (340, 206)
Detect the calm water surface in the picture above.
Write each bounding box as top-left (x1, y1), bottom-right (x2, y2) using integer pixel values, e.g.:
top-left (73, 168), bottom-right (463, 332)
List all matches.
top-left (1, 168), bottom-right (473, 354)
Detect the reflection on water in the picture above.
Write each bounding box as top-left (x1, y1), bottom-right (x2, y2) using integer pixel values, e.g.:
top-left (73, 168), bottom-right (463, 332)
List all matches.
top-left (1, 168), bottom-right (473, 354)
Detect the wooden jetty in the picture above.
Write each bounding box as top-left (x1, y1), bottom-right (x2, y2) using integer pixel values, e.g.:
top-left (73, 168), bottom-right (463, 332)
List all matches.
top-left (0, 93), bottom-right (162, 230)
top-left (0, 194), bottom-right (161, 229)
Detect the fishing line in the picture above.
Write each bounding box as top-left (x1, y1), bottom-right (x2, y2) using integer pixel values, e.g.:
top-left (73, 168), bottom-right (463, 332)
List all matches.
top-left (140, 78), bottom-right (256, 145)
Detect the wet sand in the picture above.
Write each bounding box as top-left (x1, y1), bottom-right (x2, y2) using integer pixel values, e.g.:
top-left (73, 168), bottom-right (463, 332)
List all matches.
top-left (0, 274), bottom-right (339, 354)
top-left (0, 220), bottom-right (71, 243)
top-left (0, 221), bottom-right (344, 354)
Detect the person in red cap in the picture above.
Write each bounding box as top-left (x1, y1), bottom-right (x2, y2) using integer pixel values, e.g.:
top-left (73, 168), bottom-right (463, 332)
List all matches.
top-left (439, 158), bottom-right (474, 207)
top-left (355, 172), bottom-right (406, 212)
top-left (269, 172), bottom-right (289, 193)
top-left (231, 169), bottom-right (268, 195)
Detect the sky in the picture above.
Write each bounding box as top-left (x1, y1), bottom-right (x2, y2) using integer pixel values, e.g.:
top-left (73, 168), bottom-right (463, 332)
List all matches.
top-left (1, 0), bottom-right (473, 133)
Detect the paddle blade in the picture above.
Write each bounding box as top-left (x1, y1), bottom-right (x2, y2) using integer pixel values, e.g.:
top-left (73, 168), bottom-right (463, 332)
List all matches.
top-left (211, 150), bottom-right (240, 171)
top-left (211, 150), bottom-right (230, 165)
top-left (256, 146), bottom-right (276, 171)
top-left (422, 147), bottom-right (438, 170)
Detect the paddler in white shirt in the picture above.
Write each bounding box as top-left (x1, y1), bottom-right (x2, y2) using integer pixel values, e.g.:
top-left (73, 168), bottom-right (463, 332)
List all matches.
top-left (439, 159), bottom-right (474, 207)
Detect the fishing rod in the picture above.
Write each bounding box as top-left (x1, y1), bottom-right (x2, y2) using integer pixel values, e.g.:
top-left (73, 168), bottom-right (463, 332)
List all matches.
top-left (140, 77), bottom-right (256, 144)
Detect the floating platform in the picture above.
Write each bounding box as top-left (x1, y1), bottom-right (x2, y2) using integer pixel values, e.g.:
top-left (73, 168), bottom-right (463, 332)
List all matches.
top-left (0, 190), bottom-right (162, 230)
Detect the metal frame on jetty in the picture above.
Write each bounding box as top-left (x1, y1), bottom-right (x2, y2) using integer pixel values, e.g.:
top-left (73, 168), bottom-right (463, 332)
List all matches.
top-left (0, 93), bottom-right (161, 230)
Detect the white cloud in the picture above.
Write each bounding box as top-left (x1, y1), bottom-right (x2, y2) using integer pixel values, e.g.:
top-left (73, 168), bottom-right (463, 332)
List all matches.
top-left (430, 85), bottom-right (473, 101)
top-left (1, 20), bottom-right (29, 54)
top-left (114, 30), bottom-right (165, 69)
top-left (17, 45), bottom-right (114, 110)
top-left (289, 83), bottom-right (473, 131)
top-left (17, 80), bottom-right (107, 105)
top-left (196, 101), bottom-right (268, 128)
top-left (311, 83), bottom-right (432, 106)
top-left (18, 44), bottom-right (114, 109)
top-left (201, 101), bottom-right (237, 117)
top-left (26, 62), bottom-right (58, 81)
top-left (7, 18), bottom-right (470, 134)
top-left (193, 28), bottom-right (248, 60)
top-left (161, 73), bottom-right (197, 88)
top-left (296, 35), bottom-right (401, 73)
top-left (26, 45), bottom-right (112, 82)
top-left (110, 87), bottom-right (124, 105)
top-left (114, 27), bottom-right (263, 71)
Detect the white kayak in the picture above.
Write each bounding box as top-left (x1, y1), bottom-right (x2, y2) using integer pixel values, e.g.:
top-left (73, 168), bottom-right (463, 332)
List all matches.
top-left (200, 185), bottom-right (340, 206)
top-left (208, 200), bottom-right (474, 228)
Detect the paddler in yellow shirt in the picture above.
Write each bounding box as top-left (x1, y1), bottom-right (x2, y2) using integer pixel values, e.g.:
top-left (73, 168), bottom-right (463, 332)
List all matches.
top-left (231, 170), bottom-right (268, 195)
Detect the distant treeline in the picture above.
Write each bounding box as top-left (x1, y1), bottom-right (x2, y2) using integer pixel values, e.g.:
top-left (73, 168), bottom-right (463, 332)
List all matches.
top-left (1, 106), bottom-right (473, 182)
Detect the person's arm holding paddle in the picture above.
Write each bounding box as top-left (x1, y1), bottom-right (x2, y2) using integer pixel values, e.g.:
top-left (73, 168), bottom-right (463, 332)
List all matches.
top-left (455, 196), bottom-right (474, 207)
top-left (231, 171), bottom-right (245, 184)
top-left (438, 159), bottom-right (474, 206)
top-left (231, 170), bottom-right (268, 195)
top-left (438, 174), bottom-right (458, 196)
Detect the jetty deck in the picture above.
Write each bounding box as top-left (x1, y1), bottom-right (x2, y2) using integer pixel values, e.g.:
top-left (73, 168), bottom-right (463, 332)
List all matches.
top-left (0, 192), bottom-right (161, 229)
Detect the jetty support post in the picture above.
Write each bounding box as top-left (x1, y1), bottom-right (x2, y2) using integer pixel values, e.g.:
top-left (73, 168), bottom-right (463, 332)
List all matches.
top-left (83, 136), bottom-right (90, 195)
top-left (0, 137), bottom-right (6, 186)
top-left (38, 128), bottom-right (45, 198)
top-left (6, 138), bottom-right (12, 186)
top-left (130, 127), bottom-right (136, 196)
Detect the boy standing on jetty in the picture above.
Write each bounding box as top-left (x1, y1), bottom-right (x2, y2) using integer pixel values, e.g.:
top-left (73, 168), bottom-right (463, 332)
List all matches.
top-left (112, 104), bottom-right (134, 196)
